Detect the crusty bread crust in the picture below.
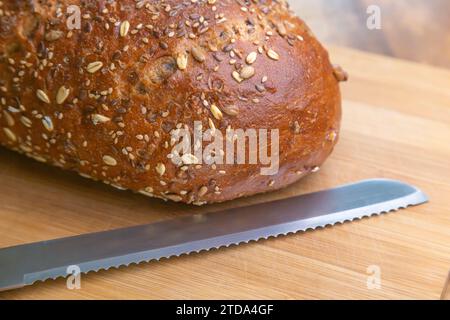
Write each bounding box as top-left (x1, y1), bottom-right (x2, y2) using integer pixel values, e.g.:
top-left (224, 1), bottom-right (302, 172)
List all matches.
top-left (0, 0), bottom-right (342, 205)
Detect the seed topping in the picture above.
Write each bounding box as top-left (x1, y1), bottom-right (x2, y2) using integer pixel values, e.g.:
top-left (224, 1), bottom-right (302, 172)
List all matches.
top-left (120, 21), bottom-right (130, 37)
top-left (210, 104), bottom-right (223, 120)
top-left (92, 114), bottom-right (111, 125)
top-left (42, 116), bottom-right (54, 132)
top-left (246, 52), bottom-right (258, 65)
top-left (177, 52), bottom-right (188, 70)
top-left (3, 128), bottom-right (16, 142)
top-left (240, 66), bottom-right (255, 79)
top-left (103, 155), bottom-right (118, 166)
top-left (191, 46), bottom-right (206, 62)
top-left (87, 61), bottom-right (103, 74)
top-left (156, 163), bottom-right (166, 176)
top-left (267, 49), bottom-right (280, 61)
top-left (56, 86), bottom-right (70, 105)
top-left (36, 89), bottom-right (50, 104)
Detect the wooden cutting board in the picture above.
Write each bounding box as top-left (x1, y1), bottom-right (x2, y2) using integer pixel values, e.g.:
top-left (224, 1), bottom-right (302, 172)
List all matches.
top-left (0, 46), bottom-right (449, 300)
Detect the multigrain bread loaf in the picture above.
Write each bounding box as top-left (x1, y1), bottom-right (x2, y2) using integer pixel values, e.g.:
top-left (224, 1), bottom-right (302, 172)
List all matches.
top-left (0, 0), bottom-right (345, 205)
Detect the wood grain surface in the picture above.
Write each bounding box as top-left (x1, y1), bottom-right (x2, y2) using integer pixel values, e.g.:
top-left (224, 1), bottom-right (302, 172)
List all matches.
top-left (0, 46), bottom-right (449, 300)
top-left (291, 0), bottom-right (450, 69)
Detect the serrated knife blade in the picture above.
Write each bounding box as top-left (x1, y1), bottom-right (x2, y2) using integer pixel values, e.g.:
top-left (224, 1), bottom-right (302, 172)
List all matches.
top-left (0, 179), bottom-right (428, 291)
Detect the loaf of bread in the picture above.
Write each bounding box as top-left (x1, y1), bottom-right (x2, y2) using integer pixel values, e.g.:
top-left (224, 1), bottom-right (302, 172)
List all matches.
top-left (0, 0), bottom-right (345, 205)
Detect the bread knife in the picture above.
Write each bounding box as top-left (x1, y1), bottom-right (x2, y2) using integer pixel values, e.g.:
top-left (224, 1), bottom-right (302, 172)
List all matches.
top-left (0, 179), bottom-right (428, 291)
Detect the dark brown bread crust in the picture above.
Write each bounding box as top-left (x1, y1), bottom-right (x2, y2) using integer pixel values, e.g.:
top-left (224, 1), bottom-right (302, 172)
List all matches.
top-left (0, 0), bottom-right (342, 205)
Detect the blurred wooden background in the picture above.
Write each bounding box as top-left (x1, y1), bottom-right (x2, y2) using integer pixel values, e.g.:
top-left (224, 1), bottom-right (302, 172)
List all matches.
top-left (293, 1), bottom-right (450, 299)
top-left (291, 0), bottom-right (450, 69)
